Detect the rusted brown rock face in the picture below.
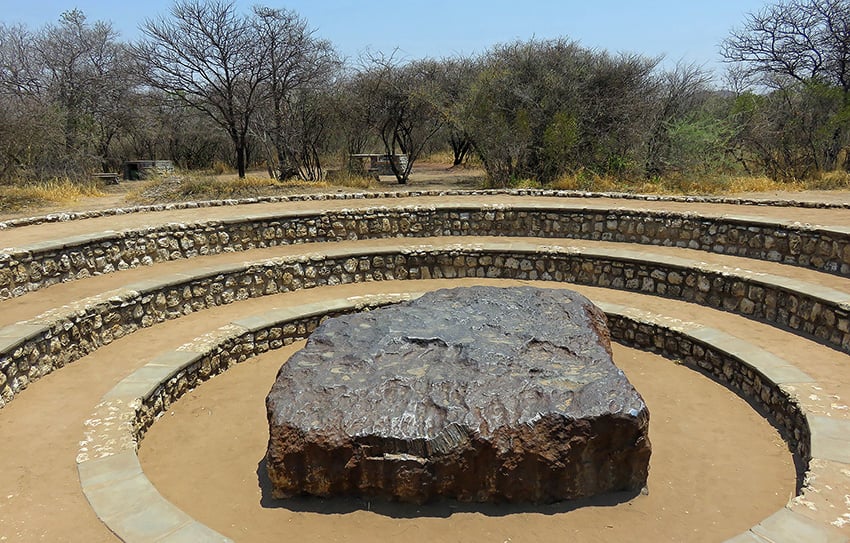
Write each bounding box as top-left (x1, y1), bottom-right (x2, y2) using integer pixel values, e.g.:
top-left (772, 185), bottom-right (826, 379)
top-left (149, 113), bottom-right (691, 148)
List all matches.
top-left (265, 286), bottom-right (650, 504)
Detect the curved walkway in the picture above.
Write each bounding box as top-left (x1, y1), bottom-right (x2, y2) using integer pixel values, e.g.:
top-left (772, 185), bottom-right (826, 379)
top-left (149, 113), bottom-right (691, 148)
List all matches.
top-left (5, 196), bottom-right (850, 304)
top-left (2, 191), bottom-right (850, 542)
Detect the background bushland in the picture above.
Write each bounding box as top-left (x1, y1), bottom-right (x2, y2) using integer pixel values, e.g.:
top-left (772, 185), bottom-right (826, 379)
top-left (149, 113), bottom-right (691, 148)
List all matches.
top-left (1, 0), bottom-right (848, 189)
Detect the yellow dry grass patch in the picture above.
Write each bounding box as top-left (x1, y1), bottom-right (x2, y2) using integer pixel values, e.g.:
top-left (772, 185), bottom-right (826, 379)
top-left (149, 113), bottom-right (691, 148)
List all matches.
top-left (805, 170), bottom-right (850, 190)
top-left (0, 179), bottom-right (104, 212)
top-left (125, 171), bottom-right (375, 205)
top-left (550, 172), bottom-right (798, 196)
top-left (323, 171), bottom-right (374, 189)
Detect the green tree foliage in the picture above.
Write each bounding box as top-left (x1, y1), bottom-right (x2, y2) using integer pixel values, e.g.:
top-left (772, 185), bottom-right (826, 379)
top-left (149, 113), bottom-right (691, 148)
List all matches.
top-left (542, 111), bottom-right (579, 175)
top-left (460, 39), bottom-right (659, 186)
top-left (665, 111), bottom-right (736, 176)
top-left (723, 0), bottom-right (850, 177)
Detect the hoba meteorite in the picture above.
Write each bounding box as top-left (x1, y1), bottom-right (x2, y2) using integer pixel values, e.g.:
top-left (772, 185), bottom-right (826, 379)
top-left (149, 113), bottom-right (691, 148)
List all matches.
top-left (265, 286), bottom-right (650, 504)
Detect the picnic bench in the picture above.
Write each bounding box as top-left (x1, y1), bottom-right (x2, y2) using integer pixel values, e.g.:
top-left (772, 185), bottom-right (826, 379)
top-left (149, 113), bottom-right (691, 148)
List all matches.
top-left (349, 153), bottom-right (409, 178)
top-left (92, 173), bottom-right (121, 185)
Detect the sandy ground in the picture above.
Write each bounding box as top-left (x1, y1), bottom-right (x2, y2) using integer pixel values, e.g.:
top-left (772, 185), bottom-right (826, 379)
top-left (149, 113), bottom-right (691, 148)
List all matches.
top-left (4, 166), bottom-right (848, 542)
top-left (140, 339), bottom-right (793, 543)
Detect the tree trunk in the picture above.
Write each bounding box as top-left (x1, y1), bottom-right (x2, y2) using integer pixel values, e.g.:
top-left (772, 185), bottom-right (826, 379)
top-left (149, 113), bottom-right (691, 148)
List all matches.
top-left (450, 133), bottom-right (472, 166)
top-left (235, 135), bottom-right (247, 178)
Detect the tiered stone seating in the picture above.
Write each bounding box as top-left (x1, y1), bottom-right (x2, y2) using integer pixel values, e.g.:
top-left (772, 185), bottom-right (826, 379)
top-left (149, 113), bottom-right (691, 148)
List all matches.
top-left (2, 191), bottom-right (849, 542)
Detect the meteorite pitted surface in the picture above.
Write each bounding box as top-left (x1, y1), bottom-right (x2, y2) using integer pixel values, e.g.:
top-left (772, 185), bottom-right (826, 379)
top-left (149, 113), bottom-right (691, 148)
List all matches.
top-left (265, 286), bottom-right (650, 504)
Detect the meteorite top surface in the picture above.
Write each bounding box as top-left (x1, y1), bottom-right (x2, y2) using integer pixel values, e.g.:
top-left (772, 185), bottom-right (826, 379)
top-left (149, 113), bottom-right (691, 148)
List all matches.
top-left (267, 286), bottom-right (646, 456)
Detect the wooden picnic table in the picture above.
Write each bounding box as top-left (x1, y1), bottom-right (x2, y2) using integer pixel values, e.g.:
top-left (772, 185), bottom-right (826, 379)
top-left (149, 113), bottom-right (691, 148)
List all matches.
top-left (92, 173), bottom-right (121, 185)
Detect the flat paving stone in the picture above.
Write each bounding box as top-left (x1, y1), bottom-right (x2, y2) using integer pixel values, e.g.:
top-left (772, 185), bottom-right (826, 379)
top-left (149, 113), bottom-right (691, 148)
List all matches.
top-left (810, 416), bottom-right (850, 463)
top-left (752, 507), bottom-right (848, 543)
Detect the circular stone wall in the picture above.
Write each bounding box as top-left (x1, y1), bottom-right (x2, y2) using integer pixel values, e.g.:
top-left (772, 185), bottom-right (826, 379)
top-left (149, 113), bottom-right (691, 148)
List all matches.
top-left (140, 315), bottom-right (793, 543)
top-left (6, 190), bottom-right (847, 542)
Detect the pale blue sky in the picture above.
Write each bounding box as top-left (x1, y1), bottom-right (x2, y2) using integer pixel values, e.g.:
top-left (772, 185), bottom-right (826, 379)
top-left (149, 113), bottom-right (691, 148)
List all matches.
top-left (6, 0), bottom-right (772, 77)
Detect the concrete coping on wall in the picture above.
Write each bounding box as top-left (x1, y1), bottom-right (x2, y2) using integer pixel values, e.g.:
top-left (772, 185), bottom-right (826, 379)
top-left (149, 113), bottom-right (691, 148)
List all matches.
top-left (0, 322), bottom-right (45, 353)
top-left (4, 187), bottom-right (850, 232)
top-left (74, 293), bottom-right (849, 543)
top-left (6, 199), bottom-right (850, 257)
top-left (7, 238), bottom-right (850, 409)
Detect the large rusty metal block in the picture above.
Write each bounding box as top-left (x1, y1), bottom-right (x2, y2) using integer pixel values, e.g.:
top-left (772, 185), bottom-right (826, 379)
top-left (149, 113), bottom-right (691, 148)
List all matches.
top-left (266, 286), bottom-right (650, 504)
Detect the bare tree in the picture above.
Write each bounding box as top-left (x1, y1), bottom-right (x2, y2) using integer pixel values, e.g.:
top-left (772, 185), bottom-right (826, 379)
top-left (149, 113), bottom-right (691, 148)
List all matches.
top-left (359, 55), bottom-right (445, 184)
top-left (252, 7), bottom-right (340, 180)
top-left (410, 56), bottom-right (479, 167)
top-left (722, 0), bottom-right (850, 171)
top-left (722, 0), bottom-right (850, 94)
top-left (41, 10), bottom-right (132, 169)
top-left (0, 11), bottom-right (133, 177)
top-left (0, 24), bottom-right (45, 179)
top-left (0, 24), bottom-right (41, 98)
top-left (134, 0), bottom-right (267, 178)
top-left (115, 90), bottom-right (229, 170)
top-left (331, 71), bottom-right (381, 165)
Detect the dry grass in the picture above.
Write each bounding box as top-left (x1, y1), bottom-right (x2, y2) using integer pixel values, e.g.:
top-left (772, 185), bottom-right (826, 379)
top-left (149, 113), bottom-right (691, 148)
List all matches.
top-left (725, 175), bottom-right (794, 193)
top-left (510, 178), bottom-right (544, 189)
top-left (626, 175), bottom-right (792, 196)
top-left (805, 170), bottom-right (850, 190)
top-left (125, 171), bottom-right (376, 205)
top-left (210, 160), bottom-right (235, 175)
top-left (324, 170), bottom-right (375, 189)
top-left (419, 150), bottom-right (456, 164)
top-left (6, 164), bottom-right (850, 217)
top-left (550, 171), bottom-right (621, 192)
top-left (126, 174), bottom-right (289, 204)
top-left (0, 178), bottom-right (104, 213)
top-left (420, 150), bottom-right (483, 168)
top-left (550, 171), bottom-right (799, 195)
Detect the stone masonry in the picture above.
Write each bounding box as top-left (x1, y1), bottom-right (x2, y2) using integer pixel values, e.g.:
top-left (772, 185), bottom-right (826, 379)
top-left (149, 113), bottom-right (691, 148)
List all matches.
top-left (4, 203), bottom-right (850, 300)
top-left (3, 240), bottom-right (843, 430)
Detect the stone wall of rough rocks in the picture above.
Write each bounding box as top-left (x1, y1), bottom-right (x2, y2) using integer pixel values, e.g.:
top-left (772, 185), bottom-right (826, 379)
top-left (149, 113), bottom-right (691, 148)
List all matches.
top-left (3, 245), bottom-right (846, 410)
top-left (3, 189), bottom-right (848, 231)
top-left (607, 314), bottom-right (809, 464)
top-left (134, 315), bottom-right (330, 442)
top-left (4, 205), bottom-right (850, 300)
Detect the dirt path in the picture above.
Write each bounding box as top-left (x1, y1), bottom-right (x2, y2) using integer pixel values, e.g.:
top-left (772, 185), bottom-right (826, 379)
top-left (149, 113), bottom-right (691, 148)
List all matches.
top-left (0, 162), bottom-right (486, 223)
